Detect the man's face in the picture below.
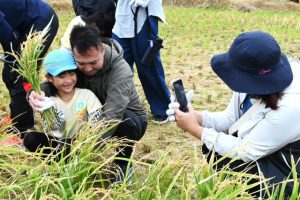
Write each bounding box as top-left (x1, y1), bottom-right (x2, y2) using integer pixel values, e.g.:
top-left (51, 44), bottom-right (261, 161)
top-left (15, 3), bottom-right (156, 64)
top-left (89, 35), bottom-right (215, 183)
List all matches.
top-left (73, 47), bottom-right (105, 76)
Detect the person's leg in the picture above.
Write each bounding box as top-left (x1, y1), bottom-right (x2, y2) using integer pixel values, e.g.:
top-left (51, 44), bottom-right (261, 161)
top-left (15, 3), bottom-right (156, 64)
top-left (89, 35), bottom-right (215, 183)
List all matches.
top-left (2, 38), bottom-right (33, 132)
top-left (23, 131), bottom-right (56, 155)
top-left (131, 16), bottom-right (171, 119)
top-left (24, 131), bottom-right (72, 161)
top-left (112, 110), bottom-right (147, 166)
top-left (112, 34), bottom-right (135, 69)
top-left (2, 63), bottom-right (34, 133)
top-left (203, 145), bottom-right (261, 197)
top-left (2, 9), bottom-right (59, 133)
top-left (109, 110), bottom-right (146, 183)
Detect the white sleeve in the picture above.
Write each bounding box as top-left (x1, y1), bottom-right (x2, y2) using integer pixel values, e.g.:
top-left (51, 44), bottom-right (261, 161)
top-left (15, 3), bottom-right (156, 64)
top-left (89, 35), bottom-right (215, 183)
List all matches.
top-left (202, 92), bottom-right (241, 132)
top-left (202, 105), bottom-right (300, 162)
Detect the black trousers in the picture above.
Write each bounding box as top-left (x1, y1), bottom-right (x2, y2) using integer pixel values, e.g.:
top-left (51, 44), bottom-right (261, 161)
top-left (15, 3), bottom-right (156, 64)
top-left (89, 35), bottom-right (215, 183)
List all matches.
top-left (24, 110), bottom-right (147, 165)
top-left (2, 8), bottom-right (59, 131)
top-left (202, 145), bottom-right (261, 197)
top-left (111, 110), bottom-right (147, 166)
top-left (23, 131), bottom-right (72, 160)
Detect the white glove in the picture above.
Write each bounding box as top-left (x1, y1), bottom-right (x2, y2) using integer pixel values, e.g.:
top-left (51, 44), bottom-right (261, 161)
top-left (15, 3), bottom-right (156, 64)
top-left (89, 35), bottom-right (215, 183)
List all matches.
top-left (186, 90), bottom-right (194, 103)
top-left (166, 97), bottom-right (178, 122)
top-left (166, 90), bottom-right (194, 122)
top-left (36, 97), bottom-right (55, 112)
top-left (129, 0), bottom-right (150, 8)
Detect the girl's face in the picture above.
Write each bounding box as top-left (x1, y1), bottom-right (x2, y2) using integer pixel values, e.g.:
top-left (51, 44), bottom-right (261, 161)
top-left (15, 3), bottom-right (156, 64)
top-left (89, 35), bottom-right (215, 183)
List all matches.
top-left (47, 71), bottom-right (77, 96)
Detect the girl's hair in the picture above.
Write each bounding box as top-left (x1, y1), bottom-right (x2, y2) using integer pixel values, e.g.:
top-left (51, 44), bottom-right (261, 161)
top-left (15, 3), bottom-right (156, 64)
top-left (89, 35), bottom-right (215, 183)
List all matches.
top-left (249, 92), bottom-right (284, 110)
top-left (47, 81), bottom-right (57, 95)
top-left (46, 70), bottom-right (77, 95)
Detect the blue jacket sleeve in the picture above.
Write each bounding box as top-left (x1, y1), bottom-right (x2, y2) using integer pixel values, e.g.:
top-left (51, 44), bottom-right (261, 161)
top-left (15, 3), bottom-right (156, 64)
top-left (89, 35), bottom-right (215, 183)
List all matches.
top-left (0, 11), bottom-right (18, 53)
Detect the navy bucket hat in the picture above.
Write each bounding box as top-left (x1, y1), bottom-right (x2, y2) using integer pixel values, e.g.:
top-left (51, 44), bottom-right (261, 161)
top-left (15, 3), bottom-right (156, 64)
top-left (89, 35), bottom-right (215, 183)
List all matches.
top-left (211, 31), bottom-right (293, 94)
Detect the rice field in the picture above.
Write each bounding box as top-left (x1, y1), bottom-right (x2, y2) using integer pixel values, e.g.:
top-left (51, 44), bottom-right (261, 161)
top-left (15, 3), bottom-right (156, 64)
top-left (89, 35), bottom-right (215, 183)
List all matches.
top-left (1, 2), bottom-right (300, 199)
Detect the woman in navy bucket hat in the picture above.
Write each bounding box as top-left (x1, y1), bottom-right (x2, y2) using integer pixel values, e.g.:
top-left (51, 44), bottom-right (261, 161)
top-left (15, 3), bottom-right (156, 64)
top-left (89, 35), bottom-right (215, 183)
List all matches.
top-left (167, 31), bottom-right (300, 198)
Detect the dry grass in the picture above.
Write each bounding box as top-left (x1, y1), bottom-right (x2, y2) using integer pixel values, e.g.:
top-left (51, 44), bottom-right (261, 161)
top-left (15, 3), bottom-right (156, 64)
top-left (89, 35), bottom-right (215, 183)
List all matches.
top-left (1, 4), bottom-right (300, 161)
top-left (48, 0), bottom-right (72, 11)
top-left (48, 0), bottom-right (300, 12)
top-left (166, 0), bottom-right (300, 11)
top-left (233, 0), bottom-right (300, 12)
top-left (0, 3), bottom-right (300, 198)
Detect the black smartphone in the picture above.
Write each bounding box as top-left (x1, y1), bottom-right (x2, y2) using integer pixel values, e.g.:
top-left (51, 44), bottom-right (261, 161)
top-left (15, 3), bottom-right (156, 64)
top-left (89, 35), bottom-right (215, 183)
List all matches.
top-left (173, 79), bottom-right (188, 112)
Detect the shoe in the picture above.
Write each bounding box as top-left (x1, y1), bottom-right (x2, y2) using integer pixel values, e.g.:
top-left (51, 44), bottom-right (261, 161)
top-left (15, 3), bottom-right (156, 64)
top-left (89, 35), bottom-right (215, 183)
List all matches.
top-left (110, 162), bottom-right (133, 185)
top-left (152, 115), bottom-right (168, 124)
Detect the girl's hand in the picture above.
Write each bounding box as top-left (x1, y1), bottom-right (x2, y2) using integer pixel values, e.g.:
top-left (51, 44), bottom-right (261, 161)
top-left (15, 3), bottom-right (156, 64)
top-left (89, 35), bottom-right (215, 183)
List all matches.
top-left (28, 91), bottom-right (46, 111)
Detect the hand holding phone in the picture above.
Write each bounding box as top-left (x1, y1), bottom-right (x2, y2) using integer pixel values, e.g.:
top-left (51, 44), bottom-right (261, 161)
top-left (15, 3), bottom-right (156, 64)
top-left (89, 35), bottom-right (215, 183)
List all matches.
top-left (173, 79), bottom-right (188, 112)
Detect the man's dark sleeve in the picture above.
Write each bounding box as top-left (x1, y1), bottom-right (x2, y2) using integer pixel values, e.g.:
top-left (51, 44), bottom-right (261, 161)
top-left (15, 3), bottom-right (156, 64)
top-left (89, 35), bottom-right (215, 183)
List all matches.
top-left (72, 0), bottom-right (81, 16)
top-left (72, 0), bottom-right (97, 16)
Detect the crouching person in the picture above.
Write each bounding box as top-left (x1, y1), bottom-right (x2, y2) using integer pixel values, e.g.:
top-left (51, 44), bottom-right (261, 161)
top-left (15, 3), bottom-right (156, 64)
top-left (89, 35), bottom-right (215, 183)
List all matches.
top-left (168, 31), bottom-right (300, 198)
top-left (28, 25), bottom-right (148, 184)
top-left (24, 49), bottom-right (102, 160)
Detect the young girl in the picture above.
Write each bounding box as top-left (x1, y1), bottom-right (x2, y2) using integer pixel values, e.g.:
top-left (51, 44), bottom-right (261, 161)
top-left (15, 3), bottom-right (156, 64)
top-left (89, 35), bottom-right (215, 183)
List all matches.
top-left (23, 49), bottom-right (102, 156)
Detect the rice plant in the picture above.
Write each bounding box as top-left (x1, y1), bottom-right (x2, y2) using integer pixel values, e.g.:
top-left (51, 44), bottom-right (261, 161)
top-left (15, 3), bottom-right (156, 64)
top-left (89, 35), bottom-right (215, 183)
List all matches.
top-left (1, 3), bottom-right (300, 199)
top-left (0, 119), bottom-right (120, 199)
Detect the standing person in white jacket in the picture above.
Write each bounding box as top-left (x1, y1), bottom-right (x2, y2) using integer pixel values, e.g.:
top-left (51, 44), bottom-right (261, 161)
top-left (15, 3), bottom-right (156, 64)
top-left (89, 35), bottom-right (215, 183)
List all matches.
top-left (112, 0), bottom-right (171, 124)
top-left (167, 31), bottom-right (300, 197)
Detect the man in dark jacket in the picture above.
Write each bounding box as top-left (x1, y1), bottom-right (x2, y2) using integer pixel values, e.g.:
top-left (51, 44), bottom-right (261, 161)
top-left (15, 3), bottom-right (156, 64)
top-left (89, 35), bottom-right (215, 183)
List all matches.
top-left (71, 0), bottom-right (116, 38)
top-left (29, 25), bottom-right (147, 183)
top-left (0, 0), bottom-right (58, 132)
